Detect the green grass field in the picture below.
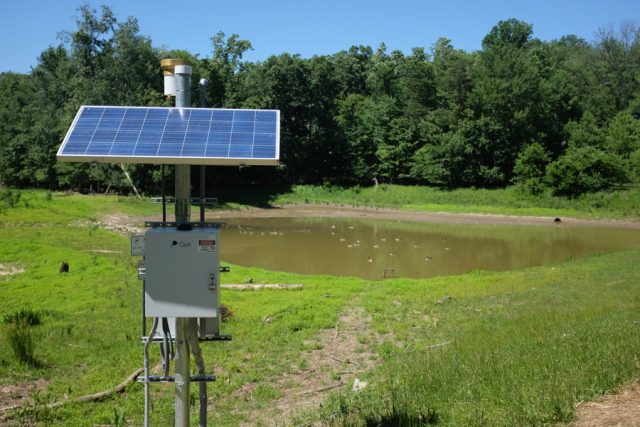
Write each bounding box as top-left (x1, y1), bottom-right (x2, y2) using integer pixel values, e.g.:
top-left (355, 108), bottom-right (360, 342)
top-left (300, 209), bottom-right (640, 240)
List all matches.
top-left (0, 189), bottom-right (638, 425)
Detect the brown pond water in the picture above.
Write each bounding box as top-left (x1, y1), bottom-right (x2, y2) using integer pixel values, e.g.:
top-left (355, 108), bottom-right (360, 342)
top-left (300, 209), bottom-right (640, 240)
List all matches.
top-left (220, 217), bottom-right (640, 280)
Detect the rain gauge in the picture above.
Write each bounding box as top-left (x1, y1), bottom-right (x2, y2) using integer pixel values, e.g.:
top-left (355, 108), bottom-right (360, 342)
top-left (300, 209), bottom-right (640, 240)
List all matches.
top-left (57, 58), bottom-right (280, 426)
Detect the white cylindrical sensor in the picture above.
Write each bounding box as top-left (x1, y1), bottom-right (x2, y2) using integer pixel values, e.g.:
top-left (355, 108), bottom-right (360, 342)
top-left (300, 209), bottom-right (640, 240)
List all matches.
top-left (164, 75), bottom-right (176, 96)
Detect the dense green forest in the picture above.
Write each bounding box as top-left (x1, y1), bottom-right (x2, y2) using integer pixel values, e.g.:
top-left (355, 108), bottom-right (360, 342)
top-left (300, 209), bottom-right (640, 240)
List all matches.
top-left (0, 5), bottom-right (639, 196)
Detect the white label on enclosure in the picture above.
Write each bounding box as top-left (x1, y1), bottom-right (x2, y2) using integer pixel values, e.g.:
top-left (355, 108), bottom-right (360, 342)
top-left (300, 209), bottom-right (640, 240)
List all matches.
top-left (131, 235), bottom-right (145, 256)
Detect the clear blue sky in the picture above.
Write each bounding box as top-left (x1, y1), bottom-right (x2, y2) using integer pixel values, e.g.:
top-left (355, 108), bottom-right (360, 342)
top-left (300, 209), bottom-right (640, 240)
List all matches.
top-left (2, 0), bottom-right (639, 73)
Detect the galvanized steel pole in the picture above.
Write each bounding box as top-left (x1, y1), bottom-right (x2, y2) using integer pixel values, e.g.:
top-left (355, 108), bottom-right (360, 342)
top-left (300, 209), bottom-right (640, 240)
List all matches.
top-left (199, 78), bottom-right (208, 224)
top-left (174, 64), bottom-right (192, 225)
top-left (174, 63), bottom-right (192, 427)
top-left (197, 77), bottom-right (209, 426)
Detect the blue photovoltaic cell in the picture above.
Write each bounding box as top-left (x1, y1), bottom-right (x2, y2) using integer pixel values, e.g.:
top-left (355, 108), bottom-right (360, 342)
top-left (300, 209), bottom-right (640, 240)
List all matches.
top-left (57, 105), bottom-right (280, 166)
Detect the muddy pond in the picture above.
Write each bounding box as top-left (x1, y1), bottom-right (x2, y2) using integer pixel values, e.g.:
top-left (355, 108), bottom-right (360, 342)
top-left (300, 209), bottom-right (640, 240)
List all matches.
top-left (218, 217), bottom-right (640, 280)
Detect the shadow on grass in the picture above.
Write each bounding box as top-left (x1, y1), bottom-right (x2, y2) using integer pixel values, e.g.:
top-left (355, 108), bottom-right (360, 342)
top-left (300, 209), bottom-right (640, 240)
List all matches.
top-left (365, 409), bottom-right (440, 426)
top-left (214, 184), bottom-right (293, 209)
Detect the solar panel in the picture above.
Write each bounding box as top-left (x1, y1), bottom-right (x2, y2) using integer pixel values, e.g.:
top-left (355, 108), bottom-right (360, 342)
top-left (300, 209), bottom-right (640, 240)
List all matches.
top-left (56, 106), bottom-right (280, 166)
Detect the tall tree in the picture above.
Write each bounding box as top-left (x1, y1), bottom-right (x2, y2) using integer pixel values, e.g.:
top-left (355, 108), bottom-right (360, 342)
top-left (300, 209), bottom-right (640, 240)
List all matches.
top-left (205, 32), bottom-right (253, 107)
top-left (432, 37), bottom-right (474, 112)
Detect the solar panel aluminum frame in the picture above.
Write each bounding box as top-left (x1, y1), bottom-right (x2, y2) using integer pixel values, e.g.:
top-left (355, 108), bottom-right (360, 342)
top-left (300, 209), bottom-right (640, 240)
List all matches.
top-left (56, 105), bottom-right (280, 166)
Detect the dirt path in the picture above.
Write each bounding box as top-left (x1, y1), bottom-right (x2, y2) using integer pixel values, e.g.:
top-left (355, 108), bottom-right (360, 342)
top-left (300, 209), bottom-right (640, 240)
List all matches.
top-left (234, 306), bottom-right (383, 426)
top-left (573, 383), bottom-right (640, 426)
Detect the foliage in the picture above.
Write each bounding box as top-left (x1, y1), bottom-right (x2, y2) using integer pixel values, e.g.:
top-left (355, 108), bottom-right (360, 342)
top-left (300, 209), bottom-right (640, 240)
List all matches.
top-left (513, 142), bottom-right (551, 194)
top-left (336, 94), bottom-right (398, 182)
top-left (0, 8), bottom-right (639, 195)
top-left (565, 111), bottom-right (605, 149)
top-left (630, 149), bottom-right (640, 183)
top-left (606, 111), bottom-right (640, 156)
top-left (545, 146), bottom-right (628, 196)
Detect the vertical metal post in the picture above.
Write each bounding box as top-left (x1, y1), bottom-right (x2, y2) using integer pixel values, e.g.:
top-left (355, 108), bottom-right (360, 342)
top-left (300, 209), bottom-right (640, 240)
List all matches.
top-left (175, 165), bottom-right (191, 224)
top-left (199, 78), bottom-right (208, 224)
top-left (173, 63), bottom-right (192, 427)
top-left (161, 164), bottom-right (166, 223)
top-left (197, 78), bottom-right (209, 425)
top-left (199, 167), bottom-right (205, 223)
top-left (174, 317), bottom-right (191, 426)
top-left (175, 63), bottom-right (192, 226)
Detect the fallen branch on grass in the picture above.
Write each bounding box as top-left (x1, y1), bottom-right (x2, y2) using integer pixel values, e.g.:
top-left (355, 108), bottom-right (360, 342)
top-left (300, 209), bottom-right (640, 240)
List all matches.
top-left (0, 368), bottom-right (144, 414)
top-left (222, 284), bottom-right (303, 290)
top-left (402, 340), bottom-right (451, 354)
top-left (296, 382), bottom-right (344, 395)
top-left (426, 341), bottom-right (452, 350)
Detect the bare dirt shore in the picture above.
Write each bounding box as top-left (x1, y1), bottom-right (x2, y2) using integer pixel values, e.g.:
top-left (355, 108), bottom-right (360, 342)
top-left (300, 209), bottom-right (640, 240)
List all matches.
top-left (210, 203), bottom-right (640, 229)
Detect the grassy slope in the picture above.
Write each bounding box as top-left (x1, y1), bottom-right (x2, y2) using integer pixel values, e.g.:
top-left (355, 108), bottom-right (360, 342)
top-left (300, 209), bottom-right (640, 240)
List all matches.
top-left (0, 189), bottom-right (638, 425)
top-left (312, 249), bottom-right (640, 425)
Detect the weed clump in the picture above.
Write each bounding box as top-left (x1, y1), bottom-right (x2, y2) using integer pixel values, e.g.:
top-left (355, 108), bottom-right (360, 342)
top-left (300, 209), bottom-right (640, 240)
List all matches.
top-left (220, 303), bottom-right (234, 322)
top-left (3, 307), bottom-right (43, 326)
top-left (0, 189), bottom-right (22, 212)
top-left (3, 307), bottom-right (43, 367)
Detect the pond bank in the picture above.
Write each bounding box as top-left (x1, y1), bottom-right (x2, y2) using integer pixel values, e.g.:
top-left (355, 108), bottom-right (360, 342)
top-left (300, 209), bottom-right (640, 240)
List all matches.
top-left (210, 203), bottom-right (640, 229)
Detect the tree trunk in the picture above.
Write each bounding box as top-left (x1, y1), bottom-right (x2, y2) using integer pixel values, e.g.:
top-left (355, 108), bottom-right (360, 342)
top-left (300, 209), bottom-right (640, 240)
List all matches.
top-left (118, 163), bottom-right (140, 198)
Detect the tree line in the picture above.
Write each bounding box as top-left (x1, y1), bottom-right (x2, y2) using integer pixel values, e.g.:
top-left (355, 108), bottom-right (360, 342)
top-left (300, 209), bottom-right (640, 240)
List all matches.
top-left (1, 5), bottom-right (639, 196)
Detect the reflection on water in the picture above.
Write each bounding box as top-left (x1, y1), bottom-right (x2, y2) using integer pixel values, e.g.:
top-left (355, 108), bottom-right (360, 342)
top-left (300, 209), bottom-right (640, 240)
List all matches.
top-left (219, 217), bottom-right (640, 280)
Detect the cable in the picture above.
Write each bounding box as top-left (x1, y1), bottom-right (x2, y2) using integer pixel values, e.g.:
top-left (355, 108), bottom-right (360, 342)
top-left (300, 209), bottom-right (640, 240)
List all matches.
top-left (159, 318), bottom-right (174, 377)
top-left (143, 318), bottom-right (159, 427)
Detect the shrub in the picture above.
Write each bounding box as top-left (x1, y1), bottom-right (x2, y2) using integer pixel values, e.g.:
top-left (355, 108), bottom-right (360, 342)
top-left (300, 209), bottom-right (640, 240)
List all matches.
top-left (545, 146), bottom-right (628, 196)
top-left (513, 142), bottom-right (551, 194)
top-left (630, 149), bottom-right (640, 184)
top-left (605, 111), bottom-right (640, 156)
top-left (564, 111), bottom-right (604, 148)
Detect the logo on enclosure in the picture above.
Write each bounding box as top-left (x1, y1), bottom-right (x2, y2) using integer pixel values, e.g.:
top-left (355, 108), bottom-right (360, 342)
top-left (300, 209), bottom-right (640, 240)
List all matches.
top-left (198, 239), bottom-right (216, 252)
top-left (170, 240), bottom-right (192, 249)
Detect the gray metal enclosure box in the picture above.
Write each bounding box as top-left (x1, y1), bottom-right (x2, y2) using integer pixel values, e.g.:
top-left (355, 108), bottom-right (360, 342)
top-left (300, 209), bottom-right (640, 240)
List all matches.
top-left (144, 227), bottom-right (220, 318)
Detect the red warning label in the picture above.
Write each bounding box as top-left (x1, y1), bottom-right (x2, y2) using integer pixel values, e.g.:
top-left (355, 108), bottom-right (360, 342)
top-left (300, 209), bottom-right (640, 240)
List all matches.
top-left (198, 239), bottom-right (216, 252)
